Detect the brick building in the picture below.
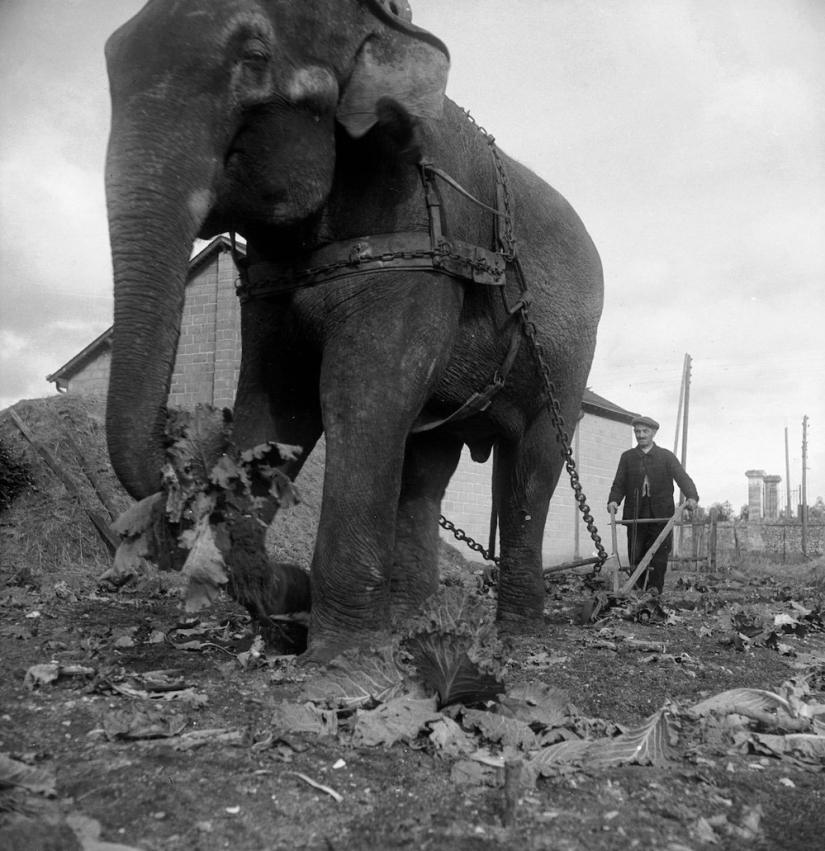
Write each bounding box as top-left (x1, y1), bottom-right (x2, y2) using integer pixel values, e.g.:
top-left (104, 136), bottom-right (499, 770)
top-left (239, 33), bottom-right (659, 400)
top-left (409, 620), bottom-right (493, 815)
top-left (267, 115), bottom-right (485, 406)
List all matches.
top-left (47, 235), bottom-right (636, 565)
top-left (48, 236), bottom-right (242, 408)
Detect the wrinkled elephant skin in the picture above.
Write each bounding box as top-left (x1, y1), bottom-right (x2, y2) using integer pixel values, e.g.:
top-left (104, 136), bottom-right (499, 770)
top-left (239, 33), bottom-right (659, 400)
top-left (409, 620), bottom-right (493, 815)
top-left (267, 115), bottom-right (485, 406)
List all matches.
top-left (104, 0), bottom-right (603, 662)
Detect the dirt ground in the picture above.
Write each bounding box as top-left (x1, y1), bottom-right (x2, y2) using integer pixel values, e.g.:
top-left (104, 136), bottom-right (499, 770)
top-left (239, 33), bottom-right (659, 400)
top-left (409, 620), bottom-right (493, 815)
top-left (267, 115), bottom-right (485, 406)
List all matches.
top-left (1, 556), bottom-right (824, 851)
top-left (1, 396), bottom-right (824, 850)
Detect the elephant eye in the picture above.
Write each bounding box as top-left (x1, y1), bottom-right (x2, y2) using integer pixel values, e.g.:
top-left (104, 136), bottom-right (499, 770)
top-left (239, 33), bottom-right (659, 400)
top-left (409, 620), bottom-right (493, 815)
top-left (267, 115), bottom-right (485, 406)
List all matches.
top-left (244, 50), bottom-right (267, 66)
top-left (242, 39), bottom-right (269, 67)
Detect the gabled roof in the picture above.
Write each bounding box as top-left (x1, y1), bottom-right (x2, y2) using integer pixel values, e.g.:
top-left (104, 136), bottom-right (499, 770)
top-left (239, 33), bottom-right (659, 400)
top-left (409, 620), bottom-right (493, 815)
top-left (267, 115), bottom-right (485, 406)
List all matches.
top-left (582, 388), bottom-right (638, 423)
top-left (46, 235), bottom-right (242, 386)
top-left (47, 236), bottom-right (634, 425)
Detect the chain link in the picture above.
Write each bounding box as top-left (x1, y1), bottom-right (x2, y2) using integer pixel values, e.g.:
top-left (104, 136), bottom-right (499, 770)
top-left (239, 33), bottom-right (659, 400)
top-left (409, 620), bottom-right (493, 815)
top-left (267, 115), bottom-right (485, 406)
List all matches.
top-left (236, 223), bottom-right (505, 301)
top-left (439, 516), bottom-right (499, 564)
top-left (444, 109), bottom-right (608, 573)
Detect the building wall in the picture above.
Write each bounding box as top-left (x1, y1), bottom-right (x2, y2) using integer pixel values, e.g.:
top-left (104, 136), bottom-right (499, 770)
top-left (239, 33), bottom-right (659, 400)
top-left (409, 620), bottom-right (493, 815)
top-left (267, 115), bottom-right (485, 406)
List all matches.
top-left (439, 412), bottom-right (632, 565)
top-left (66, 348), bottom-right (111, 396)
top-left (58, 246), bottom-right (241, 407)
top-left (168, 248), bottom-right (241, 408)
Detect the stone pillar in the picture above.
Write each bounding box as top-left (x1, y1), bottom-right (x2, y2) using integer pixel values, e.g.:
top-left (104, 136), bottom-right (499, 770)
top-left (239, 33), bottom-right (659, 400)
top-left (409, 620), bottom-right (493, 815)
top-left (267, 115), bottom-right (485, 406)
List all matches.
top-left (763, 475), bottom-right (782, 519)
top-left (746, 470), bottom-right (766, 522)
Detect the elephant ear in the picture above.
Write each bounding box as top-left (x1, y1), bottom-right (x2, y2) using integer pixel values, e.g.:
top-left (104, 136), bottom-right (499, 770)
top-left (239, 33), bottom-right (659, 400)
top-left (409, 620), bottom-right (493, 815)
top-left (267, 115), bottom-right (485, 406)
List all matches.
top-left (336, 30), bottom-right (449, 139)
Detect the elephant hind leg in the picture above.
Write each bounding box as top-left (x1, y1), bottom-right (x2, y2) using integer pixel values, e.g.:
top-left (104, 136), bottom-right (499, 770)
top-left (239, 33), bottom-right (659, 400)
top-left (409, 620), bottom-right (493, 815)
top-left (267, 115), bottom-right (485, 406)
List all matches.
top-left (494, 414), bottom-right (560, 626)
top-left (390, 431), bottom-right (464, 625)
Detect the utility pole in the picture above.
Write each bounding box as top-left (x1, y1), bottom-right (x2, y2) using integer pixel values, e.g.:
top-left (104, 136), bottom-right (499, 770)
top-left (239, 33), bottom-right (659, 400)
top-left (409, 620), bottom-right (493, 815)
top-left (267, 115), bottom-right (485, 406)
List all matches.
top-left (802, 416), bottom-right (808, 556)
top-left (680, 355), bottom-right (692, 472)
top-left (674, 355), bottom-right (688, 456)
top-left (671, 354), bottom-right (690, 559)
top-left (785, 427), bottom-right (792, 519)
top-left (675, 354), bottom-right (692, 562)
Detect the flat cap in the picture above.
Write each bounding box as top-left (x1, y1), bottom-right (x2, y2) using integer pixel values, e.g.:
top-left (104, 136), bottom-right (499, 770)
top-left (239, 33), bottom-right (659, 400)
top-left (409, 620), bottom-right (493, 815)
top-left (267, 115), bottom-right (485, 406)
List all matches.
top-left (632, 415), bottom-right (660, 430)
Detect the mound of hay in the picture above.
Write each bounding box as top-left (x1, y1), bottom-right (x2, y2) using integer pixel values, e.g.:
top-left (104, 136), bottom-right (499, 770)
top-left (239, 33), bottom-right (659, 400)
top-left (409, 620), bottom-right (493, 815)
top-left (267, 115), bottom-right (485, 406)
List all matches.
top-left (0, 394), bottom-right (476, 592)
top-left (0, 395), bottom-right (131, 589)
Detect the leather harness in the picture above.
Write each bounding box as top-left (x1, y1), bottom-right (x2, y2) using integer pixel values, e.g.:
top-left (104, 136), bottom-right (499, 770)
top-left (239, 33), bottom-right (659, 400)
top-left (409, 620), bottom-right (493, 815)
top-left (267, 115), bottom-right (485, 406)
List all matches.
top-left (234, 141), bottom-right (529, 434)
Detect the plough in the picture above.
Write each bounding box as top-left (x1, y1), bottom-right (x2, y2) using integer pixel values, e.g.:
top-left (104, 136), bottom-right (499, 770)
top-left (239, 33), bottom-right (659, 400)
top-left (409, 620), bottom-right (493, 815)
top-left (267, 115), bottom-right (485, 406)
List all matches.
top-left (542, 501), bottom-right (690, 623)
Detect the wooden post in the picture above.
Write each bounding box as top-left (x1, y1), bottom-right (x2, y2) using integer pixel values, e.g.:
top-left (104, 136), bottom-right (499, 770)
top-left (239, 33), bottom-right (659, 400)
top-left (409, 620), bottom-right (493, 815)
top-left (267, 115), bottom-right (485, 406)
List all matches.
top-left (10, 409), bottom-right (119, 555)
top-left (785, 427), bottom-right (792, 519)
top-left (709, 507), bottom-right (718, 572)
top-left (802, 415), bottom-right (808, 557)
top-left (62, 430), bottom-right (120, 521)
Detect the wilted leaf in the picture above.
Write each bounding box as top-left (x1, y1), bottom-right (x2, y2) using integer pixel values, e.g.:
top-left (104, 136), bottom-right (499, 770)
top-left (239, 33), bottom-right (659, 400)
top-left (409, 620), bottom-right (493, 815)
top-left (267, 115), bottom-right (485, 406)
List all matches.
top-left (270, 701), bottom-right (338, 737)
top-left (239, 442), bottom-right (303, 465)
top-left (181, 518), bottom-right (229, 612)
top-left (167, 404), bottom-right (233, 486)
top-left (462, 708), bottom-right (538, 750)
top-left (689, 688), bottom-right (793, 719)
top-left (0, 752), bottom-right (56, 796)
top-left (450, 759), bottom-right (499, 787)
top-left (300, 647), bottom-right (415, 709)
top-left (749, 732), bottom-right (825, 763)
top-left (24, 663), bottom-right (60, 689)
top-left (112, 493), bottom-right (164, 538)
top-left (528, 738), bottom-right (592, 777)
top-left (352, 695), bottom-right (441, 748)
top-left (501, 683), bottom-right (570, 729)
top-left (103, 706), bottom-right (187, 741)
top-left (100, 537), bottom-right (150, 588)
top-left (428, 716), bottom-right (477, 759)
top-left (584, 707), bottom-right (677, 768)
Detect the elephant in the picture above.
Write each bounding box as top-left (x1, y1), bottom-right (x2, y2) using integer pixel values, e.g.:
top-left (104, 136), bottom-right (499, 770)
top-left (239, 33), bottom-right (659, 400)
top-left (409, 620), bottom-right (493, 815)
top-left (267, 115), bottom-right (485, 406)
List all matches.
top-left (104, 0), bottom-right (604, 663)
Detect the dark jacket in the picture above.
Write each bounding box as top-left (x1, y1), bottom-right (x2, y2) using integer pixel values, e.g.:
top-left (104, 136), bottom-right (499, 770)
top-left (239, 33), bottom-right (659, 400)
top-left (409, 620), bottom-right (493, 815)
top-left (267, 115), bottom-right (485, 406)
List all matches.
top-left (608, 443), bottom-right (699, 521)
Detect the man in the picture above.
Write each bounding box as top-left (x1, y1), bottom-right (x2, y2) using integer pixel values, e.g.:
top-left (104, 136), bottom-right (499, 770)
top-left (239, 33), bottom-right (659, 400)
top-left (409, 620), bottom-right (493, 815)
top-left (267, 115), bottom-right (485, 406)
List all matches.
top-left (607, 416), bottom-right (699, 594)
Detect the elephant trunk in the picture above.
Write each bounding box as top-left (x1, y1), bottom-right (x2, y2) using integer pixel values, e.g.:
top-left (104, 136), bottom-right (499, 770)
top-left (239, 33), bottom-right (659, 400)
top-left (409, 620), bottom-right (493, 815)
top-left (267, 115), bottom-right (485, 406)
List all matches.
top-left (105, 121), bottom-right (215, 500)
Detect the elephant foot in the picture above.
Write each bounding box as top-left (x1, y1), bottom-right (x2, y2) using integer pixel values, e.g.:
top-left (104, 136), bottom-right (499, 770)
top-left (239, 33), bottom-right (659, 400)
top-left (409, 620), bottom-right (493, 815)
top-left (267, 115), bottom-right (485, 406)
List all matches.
top-left (496, 607), bottom-right (544, 635)
top-left (298, 627), bottom-right (392, 667)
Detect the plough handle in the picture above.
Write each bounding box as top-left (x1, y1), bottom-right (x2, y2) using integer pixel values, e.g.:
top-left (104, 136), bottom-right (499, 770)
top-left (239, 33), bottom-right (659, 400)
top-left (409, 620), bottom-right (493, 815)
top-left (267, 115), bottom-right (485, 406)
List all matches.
top-left (619, 501), bottom-right (688, 594)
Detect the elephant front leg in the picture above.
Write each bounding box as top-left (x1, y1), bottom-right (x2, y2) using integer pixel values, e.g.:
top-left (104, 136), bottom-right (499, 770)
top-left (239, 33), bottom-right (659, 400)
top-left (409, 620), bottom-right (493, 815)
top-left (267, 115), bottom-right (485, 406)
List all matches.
top-left (305, 431), bottom-right (404, 661)
top-left (303, 292), bottom-right (460, 662)
top-left (390, 431), bottom-right (464, 624)
top-left (494, 416), bottom-right (561, 626)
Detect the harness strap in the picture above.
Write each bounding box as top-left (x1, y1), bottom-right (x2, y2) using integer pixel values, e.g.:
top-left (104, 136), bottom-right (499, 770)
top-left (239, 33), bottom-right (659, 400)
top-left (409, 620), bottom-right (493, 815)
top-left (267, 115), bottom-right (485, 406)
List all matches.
top-left (234, 142), bottom-right (520, 430)
top-left (410, 312), bottom-right (523, 433)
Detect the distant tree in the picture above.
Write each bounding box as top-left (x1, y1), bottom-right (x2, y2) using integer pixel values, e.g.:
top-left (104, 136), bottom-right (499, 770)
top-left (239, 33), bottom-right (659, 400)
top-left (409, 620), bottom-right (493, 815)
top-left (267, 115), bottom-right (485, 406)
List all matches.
top-left (708, 501), bottom-right (734, 521)
top-left (810, 496), bottom-right (825, 521)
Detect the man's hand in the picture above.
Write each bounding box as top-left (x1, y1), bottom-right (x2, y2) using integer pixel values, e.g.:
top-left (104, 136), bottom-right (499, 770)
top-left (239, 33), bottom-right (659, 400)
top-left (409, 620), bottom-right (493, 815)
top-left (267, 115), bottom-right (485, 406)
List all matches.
top-left (607, 502), bottom-right (619, 514)
top-left (685, 498), bottom-right (698, 510)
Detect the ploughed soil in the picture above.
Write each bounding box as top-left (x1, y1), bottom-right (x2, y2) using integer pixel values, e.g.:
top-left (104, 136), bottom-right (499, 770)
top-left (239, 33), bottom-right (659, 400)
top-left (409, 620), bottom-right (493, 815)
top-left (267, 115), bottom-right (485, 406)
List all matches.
top-left (2, 560), bottom-right (824, 851)
top-left (1, 396), bottom-right (824, 850)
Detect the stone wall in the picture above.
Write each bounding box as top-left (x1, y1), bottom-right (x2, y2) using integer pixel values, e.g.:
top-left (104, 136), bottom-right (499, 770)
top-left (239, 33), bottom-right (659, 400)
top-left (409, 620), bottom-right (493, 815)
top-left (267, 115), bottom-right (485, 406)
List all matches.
top-left (704, 520), bottom-right (824, 565)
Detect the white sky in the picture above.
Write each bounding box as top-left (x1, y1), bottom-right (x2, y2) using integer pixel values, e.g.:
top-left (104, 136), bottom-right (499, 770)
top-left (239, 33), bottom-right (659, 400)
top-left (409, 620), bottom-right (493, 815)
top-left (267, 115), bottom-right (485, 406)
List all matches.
top-left (0, 0), bottom-right (823, 510)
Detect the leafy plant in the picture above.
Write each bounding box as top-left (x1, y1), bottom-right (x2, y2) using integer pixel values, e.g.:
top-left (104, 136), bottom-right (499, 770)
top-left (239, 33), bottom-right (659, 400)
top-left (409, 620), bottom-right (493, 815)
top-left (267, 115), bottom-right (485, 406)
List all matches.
top-left (404, 586), bottom-right (507, 707)
top-left (104, 404), bottom-right (301, 610)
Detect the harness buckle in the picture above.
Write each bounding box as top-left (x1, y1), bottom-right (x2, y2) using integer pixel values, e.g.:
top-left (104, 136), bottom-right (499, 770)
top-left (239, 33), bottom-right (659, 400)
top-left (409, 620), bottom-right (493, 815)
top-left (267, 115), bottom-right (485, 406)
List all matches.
top-left (349, 242), bottom-right (370, 266)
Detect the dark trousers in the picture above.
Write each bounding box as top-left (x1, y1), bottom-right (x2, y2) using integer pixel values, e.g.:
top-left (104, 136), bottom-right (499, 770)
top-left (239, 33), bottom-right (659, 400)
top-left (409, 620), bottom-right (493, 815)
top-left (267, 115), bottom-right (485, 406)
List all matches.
top-left (627, 497), bottom-right (672, 593)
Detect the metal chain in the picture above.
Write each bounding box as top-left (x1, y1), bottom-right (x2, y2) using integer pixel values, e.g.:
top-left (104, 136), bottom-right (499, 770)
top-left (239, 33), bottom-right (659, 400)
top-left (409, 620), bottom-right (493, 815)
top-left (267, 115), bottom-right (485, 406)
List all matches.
top-left (236, 215), bottom-right (505, 301)
top-left (439, 516), bottom-right (499, 564)
top-left (442, 109), bottom-right (608, 572)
